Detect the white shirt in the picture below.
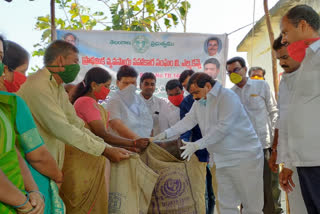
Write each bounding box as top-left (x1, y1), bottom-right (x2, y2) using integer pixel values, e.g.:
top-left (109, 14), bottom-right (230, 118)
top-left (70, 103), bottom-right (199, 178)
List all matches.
top-left (106, 90), bottom-right (153, 138)
top-left (139, 94), bottom-right (179, 136)
top-left (286, 39), bottom-right (320, 168)
top-left (232, 79), bottom-right (278, 149)
top-left (276, 70), bottom-right (299, 165)
top-left (165, 82), bottom-right (263, 168)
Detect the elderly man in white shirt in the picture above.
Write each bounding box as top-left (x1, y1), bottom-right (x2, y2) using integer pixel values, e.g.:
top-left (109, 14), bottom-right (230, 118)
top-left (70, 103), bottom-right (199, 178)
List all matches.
top-left (139, 72), bottom-right (179, 136)
top-left (226, 56), bottom-right (279, 214)
top-left (106, 65), bottom-right (153, 140)
top-left (279, 5), bottom-right (320, 213)
top-left (153, 72), bottom-right (264, 214)
top-left (269, 34), bottom-right (307, 214)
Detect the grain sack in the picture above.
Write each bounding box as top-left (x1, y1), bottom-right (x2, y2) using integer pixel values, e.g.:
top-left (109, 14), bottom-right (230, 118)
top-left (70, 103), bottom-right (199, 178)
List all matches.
top-left (140, 142), bottom-right (206, 214)
top-left (108, 154), bottom-right (159, 214)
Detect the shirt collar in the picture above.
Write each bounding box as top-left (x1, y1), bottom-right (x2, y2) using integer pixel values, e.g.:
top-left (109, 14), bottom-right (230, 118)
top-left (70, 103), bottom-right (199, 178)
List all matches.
top-left (208, 81), bottom-right (222, 97)
top-left (140, 93), bottom-right (155, 104)
top-left (42, 67), bottom-right (59, 88)
top-left (232, 77), bottom-right (251, 90)
top-left (309, 39), bottom-right (320, 53)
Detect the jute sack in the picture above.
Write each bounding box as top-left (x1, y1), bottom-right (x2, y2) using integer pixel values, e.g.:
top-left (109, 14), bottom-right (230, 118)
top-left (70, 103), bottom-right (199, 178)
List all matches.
top-left (140, 142), bottom-right (206, 214)
top-left (108, 154), bottom-right (159, 214)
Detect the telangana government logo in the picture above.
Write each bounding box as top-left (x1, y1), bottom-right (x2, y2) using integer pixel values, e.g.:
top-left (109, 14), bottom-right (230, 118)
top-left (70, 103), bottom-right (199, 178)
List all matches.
top-left (132, 35), bottom-right (150, 53)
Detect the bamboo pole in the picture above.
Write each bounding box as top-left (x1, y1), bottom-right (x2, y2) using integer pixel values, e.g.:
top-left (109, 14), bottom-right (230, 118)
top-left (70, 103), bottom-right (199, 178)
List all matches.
top-left (51, 0), bottom-right (57, 41)
top-left (263, 0), bottom-right (279, 99)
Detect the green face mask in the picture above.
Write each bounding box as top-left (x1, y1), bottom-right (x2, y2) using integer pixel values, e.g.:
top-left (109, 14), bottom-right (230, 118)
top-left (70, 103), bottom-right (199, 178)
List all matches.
top-left (47, 64), bottom-right (80, 83)
top-left (230, 73), bottom-right (243, 84)
top-left (0, 62), bottom-right (4, 77)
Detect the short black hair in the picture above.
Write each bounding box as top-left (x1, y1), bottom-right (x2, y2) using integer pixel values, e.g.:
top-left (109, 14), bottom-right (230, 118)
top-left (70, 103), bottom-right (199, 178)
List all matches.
top-left (273, 35), bottom-right (286, 51)
top-left (140, 72), bottom-right (156, 85)
top-left (286, 4), bottom-right (320, 32)
top-left (187, 72), bottom-right (215, 91)
top-left (178, 69), bottom-right (194, 84)
top-left (165, 79), bottom-right (182, 92)
top-left (44, 40), bottom-right (79, 65)
top-left (3, 40), bottom-right (29, 71)
top-left (226, 56), bottom-right (246, 69)
top-left (117, 65), bottom-right (138, 81)
top-left (0, 35), bottom-right (6, 58)
top-left (204, 58), bottom-right (220, 69)
top-left (248, 66), bottom-right (266, 77)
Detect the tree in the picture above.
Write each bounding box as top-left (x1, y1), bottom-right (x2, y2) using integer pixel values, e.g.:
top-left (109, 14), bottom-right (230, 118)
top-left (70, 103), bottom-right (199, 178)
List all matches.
top-left (32, 0), bottom-right (191, 61)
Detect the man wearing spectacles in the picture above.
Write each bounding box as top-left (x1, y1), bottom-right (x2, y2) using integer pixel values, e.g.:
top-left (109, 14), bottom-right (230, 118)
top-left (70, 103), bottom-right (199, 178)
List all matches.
top-left (226, 56), bottom-right (280, 214)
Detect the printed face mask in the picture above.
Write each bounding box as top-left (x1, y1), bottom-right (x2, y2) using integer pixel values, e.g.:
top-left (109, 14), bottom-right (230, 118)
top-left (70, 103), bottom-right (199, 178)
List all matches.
top-left (4, 71), bottom-right (27, 92)
top-left (168, 92), bottom-right (184, 107)
top-left (198, 97), bottom-right (207, 106)
top-left (287, 37), bottom-right (320, 63)
top-left (230, 72), bottom-right (243, 84)
top-left (94, 86), bottom-right (110, 101)
top-left (250, 76), bottom-right (264, 80)
top-left (47, 64), bottom-right (80, 83)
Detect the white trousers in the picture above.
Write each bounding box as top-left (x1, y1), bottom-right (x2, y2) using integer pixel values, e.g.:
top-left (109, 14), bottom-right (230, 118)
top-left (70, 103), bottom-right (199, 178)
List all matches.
top-left (287, 167), bottom-right (307, 214)
top-left (216, 157), bottom-right (264, 214)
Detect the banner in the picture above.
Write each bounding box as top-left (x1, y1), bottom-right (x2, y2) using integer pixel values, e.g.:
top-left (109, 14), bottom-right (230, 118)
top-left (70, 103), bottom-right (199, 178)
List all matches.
top-left (57, 30), bottom-right (228, 98)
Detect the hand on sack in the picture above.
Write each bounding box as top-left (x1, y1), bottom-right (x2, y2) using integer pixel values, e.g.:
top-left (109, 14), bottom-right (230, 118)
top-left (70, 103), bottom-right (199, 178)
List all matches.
top-left (180, 140), bottom-right (199, 161)
top-left (150, 132), bottom-right (167, 142)
top-left (103, 147), bottom-right (131, 162)
top-left (134, 138), bottom-right (150, 149)
top-left (27, 191), bottom-right (45, 214)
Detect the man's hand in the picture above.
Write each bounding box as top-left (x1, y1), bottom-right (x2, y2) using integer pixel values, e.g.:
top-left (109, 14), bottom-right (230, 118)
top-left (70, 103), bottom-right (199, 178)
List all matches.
top-left (28, 191), bottom-right (45, 214)
top-left (279, 167), bottom-right (295, 193)
top-left (135, 138), bottom-right (150, 149)
top-left (180, 140), bottom-right (199, 161)
top-left (103, 147), bottom-right (131, 162)
top-left (150, 132), bottom-right (167, 142)
top-left (269, 150), bottom-right (278, 173)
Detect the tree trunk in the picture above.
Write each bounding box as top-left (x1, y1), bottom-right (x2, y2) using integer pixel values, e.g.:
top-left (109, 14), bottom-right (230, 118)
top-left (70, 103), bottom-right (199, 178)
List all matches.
top-left (263, 0), bottom-right (278, 100)
top-left (51, 0), bottom-right (57, 41)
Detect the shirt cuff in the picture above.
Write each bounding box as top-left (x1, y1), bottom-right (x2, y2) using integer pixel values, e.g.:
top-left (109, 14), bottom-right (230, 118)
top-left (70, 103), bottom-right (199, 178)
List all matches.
top-left (165, 128), bottom-right (175, 139)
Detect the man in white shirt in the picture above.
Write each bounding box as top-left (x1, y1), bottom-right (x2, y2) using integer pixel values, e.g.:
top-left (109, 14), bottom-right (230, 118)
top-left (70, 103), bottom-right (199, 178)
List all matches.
top-left (153, 72), bottom-right (264, 214)
top-left (106, 65), bottom-right (153, 139)
top-left (139, 72), bottom-right (174, 136)
top-left (279, 5), bottom-right (320, 212)
top-left (226, 57), bottom-right (278, 214)
top-left (270, 34), bottom-right (307, 214)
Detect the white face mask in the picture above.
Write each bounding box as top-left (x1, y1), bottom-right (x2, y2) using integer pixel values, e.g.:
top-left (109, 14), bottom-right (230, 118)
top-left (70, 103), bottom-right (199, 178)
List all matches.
top-left (118, 84), bottom-right (137, 107)
top-left (183, 88), bottom-right (190, 97)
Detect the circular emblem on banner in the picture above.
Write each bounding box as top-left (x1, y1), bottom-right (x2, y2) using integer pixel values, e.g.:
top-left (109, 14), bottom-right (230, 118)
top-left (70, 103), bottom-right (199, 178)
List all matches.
top-left (132, 35), bottom-right (150, 53)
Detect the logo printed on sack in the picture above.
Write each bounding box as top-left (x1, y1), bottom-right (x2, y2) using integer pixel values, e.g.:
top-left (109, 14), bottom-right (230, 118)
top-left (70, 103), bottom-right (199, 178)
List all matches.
top-left (108, 192), bottom-right (125, 214)
top-left (132, 35), bottom-right (150, 53)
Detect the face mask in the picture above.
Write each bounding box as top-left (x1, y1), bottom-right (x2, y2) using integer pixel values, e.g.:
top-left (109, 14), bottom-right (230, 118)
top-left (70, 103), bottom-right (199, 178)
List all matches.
top-left (168, 92), bottom-right (184, 107)
top-left (198, 97), bottom-right (207, 106)
top-left (47, 64), bottom-right (80, 83)
top-left (230, 72), bottom-right (243, 84)
top-left (0, 62), bottom-right (4, 77)
top-left (287, 37), bottom-right (320, 62)
top-left (4, 71), bottom-right (27, 92)
top-left (118, 84), bottom-right (137, 107)
top-left (94, 86), bottom-right (110, 101)
top-left (250, 76), bottom-right (264, 80)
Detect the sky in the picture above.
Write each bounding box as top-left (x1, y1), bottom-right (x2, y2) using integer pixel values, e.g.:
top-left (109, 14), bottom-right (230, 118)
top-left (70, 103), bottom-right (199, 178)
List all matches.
top-left (0, 0), bottom-right (279, 87)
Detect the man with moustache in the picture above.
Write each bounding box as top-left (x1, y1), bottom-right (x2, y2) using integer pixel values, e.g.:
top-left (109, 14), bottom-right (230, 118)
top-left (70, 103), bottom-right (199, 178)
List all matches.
top-left (269, 35), bottom-right (307, 214)
top-left (279, 5), bottom-right (320, 212)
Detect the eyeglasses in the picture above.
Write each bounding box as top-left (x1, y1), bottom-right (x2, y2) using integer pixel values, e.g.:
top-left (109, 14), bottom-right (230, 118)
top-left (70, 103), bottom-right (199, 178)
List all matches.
top-left (226, 67), bottom-right (242, 75)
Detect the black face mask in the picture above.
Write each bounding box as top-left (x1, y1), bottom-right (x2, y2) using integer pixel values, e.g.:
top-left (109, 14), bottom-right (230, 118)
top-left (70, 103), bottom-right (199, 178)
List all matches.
top-left (195, 98), bottom-right (200, 101)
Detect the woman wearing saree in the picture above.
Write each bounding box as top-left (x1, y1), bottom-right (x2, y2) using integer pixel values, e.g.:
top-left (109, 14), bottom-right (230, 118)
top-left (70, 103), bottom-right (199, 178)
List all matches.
top-left (0, 37), bottom-right (65, 213)
top-left (60, 67), bottom-right (149, 214)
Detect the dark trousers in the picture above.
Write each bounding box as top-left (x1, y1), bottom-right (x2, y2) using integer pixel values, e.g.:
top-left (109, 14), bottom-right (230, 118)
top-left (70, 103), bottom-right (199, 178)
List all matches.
top-left (263, 149), bottom-right (283, 214)
top-left (205, 165), bottom-right (215, 214)
top-left (297, 166), bottom-right (320, 214)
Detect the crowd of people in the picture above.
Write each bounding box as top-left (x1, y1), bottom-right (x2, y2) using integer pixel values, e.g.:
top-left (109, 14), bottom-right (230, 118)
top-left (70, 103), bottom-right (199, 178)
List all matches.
top-left (0, 4), bottom-right (319, 214)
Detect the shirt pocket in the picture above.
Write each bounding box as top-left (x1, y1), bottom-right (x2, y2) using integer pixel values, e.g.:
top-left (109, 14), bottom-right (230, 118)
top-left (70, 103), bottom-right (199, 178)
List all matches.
top-left (246, 95), bottom-right (265, 111)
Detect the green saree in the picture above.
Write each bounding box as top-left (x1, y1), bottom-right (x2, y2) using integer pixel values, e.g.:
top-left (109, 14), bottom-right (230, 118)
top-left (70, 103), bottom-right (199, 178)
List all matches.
top-left (0, 91), bottom-right (65, 213)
